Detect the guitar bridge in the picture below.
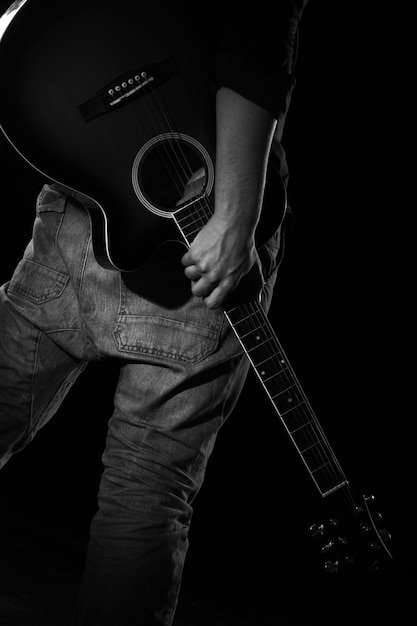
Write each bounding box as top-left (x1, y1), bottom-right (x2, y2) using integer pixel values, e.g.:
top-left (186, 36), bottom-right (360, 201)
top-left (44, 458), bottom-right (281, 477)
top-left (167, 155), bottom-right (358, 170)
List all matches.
top-left (78, 57), bottom-right (179, 122)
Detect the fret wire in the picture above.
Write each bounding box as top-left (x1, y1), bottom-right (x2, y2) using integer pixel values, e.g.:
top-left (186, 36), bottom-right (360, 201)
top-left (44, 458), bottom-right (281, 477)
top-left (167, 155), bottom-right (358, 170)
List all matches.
top-left (277, 400), bottom-right (305, 415)
top-left (311, 460), bottom-right (335, 474)
top-left (288, 406), bottom-right (337, 478)
top-left (178, 208), bottom-right (208, 228)
top-left (175, 198), bottom-right (212, 231)
top-left (290, 420), bottom-right (314, 433)
top-left (238, 319), bottom-right (270, 340)
top-left (300, 440), bottom-right (325, 454)
top-left (292, 422), bottom-right (333, 460)
top-left (182, 223), bottom-right (204, 240)
top-left (290, 418), bottom-right (324, 440)
top-left (246, 336), bottom-right (274, 354)
top-left (254, 353), bottom-right (281, 369)
top-left (261, 370), bottom-right (287, 384)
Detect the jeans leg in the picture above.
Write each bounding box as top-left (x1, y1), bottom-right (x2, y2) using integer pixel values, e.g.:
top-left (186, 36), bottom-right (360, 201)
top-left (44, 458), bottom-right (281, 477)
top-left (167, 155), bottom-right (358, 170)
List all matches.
top-left (72, 346), bottom-right (249, 626)
top-left (0, 287), bottom-right (87, 469)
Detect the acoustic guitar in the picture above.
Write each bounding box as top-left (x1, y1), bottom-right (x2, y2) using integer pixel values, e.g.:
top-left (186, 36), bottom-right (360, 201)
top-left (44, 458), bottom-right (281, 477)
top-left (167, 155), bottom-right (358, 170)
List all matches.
top-left (0, 0), bottom-right (393, 574)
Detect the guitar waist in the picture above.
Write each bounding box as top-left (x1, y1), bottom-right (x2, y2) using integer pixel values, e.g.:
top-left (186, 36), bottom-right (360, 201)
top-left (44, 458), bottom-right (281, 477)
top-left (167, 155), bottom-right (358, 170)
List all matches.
top-left (50, 183), bottom-right (98, 209)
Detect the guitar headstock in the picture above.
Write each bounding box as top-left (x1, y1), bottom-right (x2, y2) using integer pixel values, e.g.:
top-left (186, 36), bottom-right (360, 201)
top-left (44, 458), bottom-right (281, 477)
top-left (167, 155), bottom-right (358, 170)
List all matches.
top-left (308, 486), bottom-right (393, 575)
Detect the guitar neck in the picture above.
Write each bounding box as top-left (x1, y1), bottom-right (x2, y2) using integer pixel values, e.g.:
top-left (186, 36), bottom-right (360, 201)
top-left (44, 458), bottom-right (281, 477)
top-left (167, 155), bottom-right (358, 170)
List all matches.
top-left (174, 195), bottom-right (348, 498)
top-left (225, 298), bottom-right (348, 497)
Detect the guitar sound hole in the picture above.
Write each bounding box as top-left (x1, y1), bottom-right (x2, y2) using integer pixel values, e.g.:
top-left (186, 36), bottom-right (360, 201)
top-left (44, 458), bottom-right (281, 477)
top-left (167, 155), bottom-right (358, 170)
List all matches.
top-left (138, 139), bottom-right (207, 213)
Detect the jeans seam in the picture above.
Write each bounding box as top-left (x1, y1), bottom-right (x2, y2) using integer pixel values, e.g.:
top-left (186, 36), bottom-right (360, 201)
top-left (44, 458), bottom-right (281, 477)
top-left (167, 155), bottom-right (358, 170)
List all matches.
top-left (27, 329), bottom-right (42, 437)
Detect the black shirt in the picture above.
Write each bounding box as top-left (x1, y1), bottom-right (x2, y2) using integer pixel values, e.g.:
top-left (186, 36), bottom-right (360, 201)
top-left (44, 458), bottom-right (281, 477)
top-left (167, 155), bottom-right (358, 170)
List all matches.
top-left (164, 0), bottom-right (309, 121)
top-left (150, 1), bottom-right (309, 121)
top-left (214, 1), bottom-right (310, 119)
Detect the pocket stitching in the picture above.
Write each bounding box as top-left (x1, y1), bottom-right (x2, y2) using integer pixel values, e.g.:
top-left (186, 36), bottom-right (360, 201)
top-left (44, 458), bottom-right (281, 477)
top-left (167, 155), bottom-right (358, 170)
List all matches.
top-left (8, 259), bottom-right (69, 304)
top-left (113, 313), bottom-right (223, 363)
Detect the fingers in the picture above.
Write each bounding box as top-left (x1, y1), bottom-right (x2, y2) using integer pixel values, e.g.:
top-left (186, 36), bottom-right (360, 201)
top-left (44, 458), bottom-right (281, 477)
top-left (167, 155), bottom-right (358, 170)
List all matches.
top-left (183, 266), bottom-right (219, 292)
top-left (192, 275), bottom-right (232, 309)
top-left (180, 250), bottom-right (193, 268)
top-left (183, 264), bottom-right (202, 282)
top-left (181, 253), bottom-right (233, 309)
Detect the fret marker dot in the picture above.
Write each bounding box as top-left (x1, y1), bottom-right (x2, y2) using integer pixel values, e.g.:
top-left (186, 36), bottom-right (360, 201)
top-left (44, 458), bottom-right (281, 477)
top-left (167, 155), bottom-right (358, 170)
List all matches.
top-left (256, 335), bottom-right (261, 340)
top-left (261, 370), bottom-right (266, 376)
top-left (287, 397), bottom-right (293, 403)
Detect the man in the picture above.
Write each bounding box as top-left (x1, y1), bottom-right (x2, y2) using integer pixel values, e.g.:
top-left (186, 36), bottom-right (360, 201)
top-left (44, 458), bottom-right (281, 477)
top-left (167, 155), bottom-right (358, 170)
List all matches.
top-left (0, 1), bottom-right (309, 624)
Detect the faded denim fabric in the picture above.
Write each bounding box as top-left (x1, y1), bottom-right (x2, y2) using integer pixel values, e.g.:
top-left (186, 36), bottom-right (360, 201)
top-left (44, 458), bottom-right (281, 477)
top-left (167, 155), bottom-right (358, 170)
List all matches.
top-left (0, 185), bottom-right (284, 625)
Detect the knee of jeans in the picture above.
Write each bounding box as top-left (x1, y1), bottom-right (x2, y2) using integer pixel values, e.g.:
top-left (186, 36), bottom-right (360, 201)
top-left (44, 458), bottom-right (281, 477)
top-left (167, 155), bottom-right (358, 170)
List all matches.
top-left (96, 440), bottom-right (201, 536)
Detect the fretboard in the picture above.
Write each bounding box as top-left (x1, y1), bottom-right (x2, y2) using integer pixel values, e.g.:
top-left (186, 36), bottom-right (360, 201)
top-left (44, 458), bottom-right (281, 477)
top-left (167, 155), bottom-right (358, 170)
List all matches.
top-left (224, 298), bottom-right (348, 497)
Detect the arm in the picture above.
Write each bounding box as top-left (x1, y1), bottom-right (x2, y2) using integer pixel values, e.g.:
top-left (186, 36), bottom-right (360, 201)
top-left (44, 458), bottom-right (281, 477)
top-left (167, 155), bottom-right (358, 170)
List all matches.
top-left (181, 86), bottom-right (277, 309)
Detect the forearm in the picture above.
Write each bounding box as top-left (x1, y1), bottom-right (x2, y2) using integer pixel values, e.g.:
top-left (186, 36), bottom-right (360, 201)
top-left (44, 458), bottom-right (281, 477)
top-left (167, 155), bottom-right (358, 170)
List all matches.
top-left (214, 86), bottom-right (277, 235)
top-left (181, 88), bottom-right (278, 308)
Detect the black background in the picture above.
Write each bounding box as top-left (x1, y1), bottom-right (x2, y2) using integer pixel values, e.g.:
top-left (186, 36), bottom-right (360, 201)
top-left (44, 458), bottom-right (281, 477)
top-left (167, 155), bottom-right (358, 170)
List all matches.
top-left (0, 2), bottom-right (414, 625)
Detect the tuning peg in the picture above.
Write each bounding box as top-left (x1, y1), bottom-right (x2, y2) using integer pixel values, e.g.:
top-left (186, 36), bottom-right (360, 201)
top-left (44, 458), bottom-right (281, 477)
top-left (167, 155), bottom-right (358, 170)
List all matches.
top-left (321, 540), bottom-right (335, 553)
top-left (372, 511), bottom-right (383, 523)
top-left (360, 523), bottom-right (371, 534)
top-left (309, 523), bottom-right (325, 539)
top-left (337, 535), bottom-right (349, 546)
top-left (379, 529), bottom-right (392, 542)
top-left (323, 559), bottom-right (340, 574)
top-left (366, 559), bottom-right (381, 572)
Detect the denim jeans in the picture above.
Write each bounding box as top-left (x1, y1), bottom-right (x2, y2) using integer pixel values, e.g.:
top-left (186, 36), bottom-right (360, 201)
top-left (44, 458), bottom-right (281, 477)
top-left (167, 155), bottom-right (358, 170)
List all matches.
top-left (0, 185), bottom-right (283, 625)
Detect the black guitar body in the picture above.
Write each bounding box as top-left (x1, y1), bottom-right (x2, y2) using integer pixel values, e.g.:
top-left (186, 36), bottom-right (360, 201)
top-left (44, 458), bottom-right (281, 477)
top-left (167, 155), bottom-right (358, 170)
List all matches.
top-left (0, 0), bottom-right (285, 271)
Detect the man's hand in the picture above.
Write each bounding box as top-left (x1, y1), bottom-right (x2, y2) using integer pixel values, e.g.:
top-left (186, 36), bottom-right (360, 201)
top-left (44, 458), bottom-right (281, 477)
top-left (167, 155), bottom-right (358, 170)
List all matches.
top-left (181, 212), bottom-right (258, 309)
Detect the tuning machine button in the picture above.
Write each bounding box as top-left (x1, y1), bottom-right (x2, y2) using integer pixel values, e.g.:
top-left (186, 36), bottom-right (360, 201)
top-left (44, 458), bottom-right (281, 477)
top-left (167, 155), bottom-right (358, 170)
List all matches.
top-left (324, 559), bottom-right (340, 574)
top-left (309, 523), bottom-right (325, 539)
top-left (379, 528), bottom-right (392, 542)
top-left (337, 535), bottom-right (349, 546)
top-left (321, 540), bottom-right (335, 553)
